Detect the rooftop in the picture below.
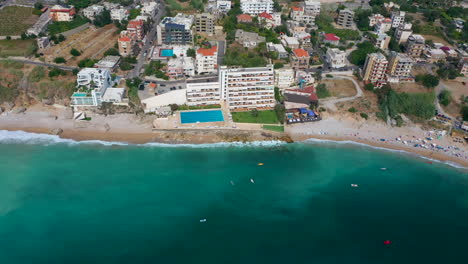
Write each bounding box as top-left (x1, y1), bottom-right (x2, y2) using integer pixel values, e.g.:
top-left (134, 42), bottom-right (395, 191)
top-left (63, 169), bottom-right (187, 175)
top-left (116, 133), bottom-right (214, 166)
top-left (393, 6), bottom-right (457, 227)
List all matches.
top-left (197, 46), bottom-right (218, 56)
top-left (324, 33), bottom-right (340, 41)
top-left (293, 48), bottom-right (310, 58)
top-left (259, 12), bottom-right (273, 20)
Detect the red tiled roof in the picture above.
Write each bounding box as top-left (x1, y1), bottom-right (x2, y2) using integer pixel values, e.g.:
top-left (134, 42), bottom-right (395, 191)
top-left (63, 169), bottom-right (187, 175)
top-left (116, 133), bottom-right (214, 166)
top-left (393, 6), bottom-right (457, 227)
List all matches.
top-left (324, 33), bottom-right (340, 41)
top-left (259, 12), bottom-right (273, 20)
top-left (310, 92), bottom-right (318, 101)
top-left (237, 14), bottom-right (252, 21)
top-left (286, 85), bottom-right (315, 94)
top-left (197, 46), bottom-right (218, 56)
top-left (291, 6), bottom-right (303, 11)
top-left (119, 36), bottom-right (131, 42)
top-left (128, 20), bottom-right (144, 28)
top-left (293, 48), bottom-right (309, 58)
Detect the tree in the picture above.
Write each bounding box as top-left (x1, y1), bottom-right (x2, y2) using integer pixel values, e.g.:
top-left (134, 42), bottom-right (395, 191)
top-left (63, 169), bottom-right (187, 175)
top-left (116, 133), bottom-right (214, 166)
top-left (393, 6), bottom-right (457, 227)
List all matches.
top-left (439, 90), bottom-right (452, 106)
top-left (364, 83), bottom-right (375, 91)
top-left (94, 10), bottom-right (112, 27)
top-left (58, 34), bottom-right (66, 42)
top-left (461, 105), bottom-right (468, 121)
top-left (6, 36), bottom-right (11, 40)
top-left (186, 48), bottom-right (196, 58)
top-left (250, 108), bottom-right (259, 117)
top-left (104, 48), bottom-right (120, 56)
top-left (34, 2), bottom-right (44, 10)
top-left (349, 41), bottom-right (378, 66)
top-left (416, 74), bottom-right (439, 88)
top-left (70, 48), bottom-right (81, 56)
top-left (274, 62), bottom-right (284, 69)
top-left (54, 57), bottom-right (66, 64)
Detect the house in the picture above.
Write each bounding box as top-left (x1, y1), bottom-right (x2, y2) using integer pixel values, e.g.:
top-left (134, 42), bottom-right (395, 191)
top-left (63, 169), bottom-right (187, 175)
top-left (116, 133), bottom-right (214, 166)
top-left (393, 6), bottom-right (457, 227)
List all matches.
top-left (217, 0), bottom-right (232, 13)
top-left (94, 56), bottom-right (121, 71)
top-left (294, 32), bottom-right (312, 48)
top-left (157, 13), bottom-right (194, 45)
top-left (281, 36), bottom-right (300, 49)
top-left (141, 1), bottom-right (159, 18)
top-left (423, 48), bottom-right (447, 63)
top-left (111, 8), bottom-right (129, 22)
top-left (284, 85), bottom-right (318, 109)
top-left (458, 59), bottom-right (468, 76)
top-left (267, 42), bottom-right (288, 59)
top-left (394, 23), bottom-right (412, 44)
top-left (374, 18), bottom-right (392, 34)
top-left (235, 29), bottom-right (266, 48)
top-left (71, 68), bottom-right (120, 106)
top-left (194, 13), bottom-right (215, 35)
top-left (118, 33), bottom-right (136, 57)
top-left (186, 76), bottom-right (221, 106)
top-left (374, 33), bottom-right (391, 50)
top-left (362, 52), bottom-right (388, 88)
top-left (326, 48), bottom-right (347, 69)
top-left (103, 2), bottom-right (120, 10)
top-left (337, 9), bottom-right (354, 28)
top-left (258, 12), bottom-right (280, 28)
top-left (240, 0), bottom-right (273, 15)
top-left (369, 14), bottom-right (385, 27)
top-left (290, 48), bottom-right (310, 71)
top-left (196, 46), bottom-right (218, 74)
top-left (304, 0), bottom-right (321, 16)
top-left (290, 6), bottom-right (316, 25)
top-left (83, 5), bottom-right (104, 21)
top-left (49, 4), bottom-right (75, 22)
top-left (391, 11), bottom-right (405, 28)
top-left (37, 37), bottom-right (50, 50)
top-left (274, 67), bottom-right (295, 89)
top-left (237, 14), bottom-right (252, 23)
top-left (323, 33), bottom-right (340, 45)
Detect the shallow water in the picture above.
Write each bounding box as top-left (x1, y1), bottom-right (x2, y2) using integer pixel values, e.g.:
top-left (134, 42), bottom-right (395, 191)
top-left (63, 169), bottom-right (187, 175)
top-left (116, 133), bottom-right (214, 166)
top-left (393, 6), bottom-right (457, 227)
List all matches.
top-left (0, 131), bottom-right (467, 263)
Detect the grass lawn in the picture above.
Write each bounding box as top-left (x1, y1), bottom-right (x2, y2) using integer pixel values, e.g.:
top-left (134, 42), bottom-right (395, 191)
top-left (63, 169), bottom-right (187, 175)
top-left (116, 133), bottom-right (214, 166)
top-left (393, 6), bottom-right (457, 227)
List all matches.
top-left (0, 6), bottom-right (39, 36)
top-left (0, 39), bottom-right (36, 57)
top-left (48, 16), bottom-right (89, 35)
top-left (263, 125), bottom-right (284, 132)
top-left (232, 110), bottom-right (279, 124)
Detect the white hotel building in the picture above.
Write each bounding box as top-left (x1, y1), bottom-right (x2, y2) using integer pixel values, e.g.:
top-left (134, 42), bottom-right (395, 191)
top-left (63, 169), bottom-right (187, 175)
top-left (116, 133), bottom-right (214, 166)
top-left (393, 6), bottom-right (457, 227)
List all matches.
top-left (186, 77), bottom-right (221, 106)
top-left (219, 65), bottom-right (275, 110)
top-left (240, 0), bottom-right (273, 15)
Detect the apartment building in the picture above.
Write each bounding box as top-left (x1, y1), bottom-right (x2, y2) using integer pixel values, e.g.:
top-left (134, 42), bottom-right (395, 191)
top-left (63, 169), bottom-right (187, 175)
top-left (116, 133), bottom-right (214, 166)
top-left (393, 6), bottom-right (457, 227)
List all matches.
top-left (258, 12), bottom-right (281, 28)
top-left (194, 13), bottom-right (215, 35)
top-left (195, 46), bottom-right (218, 74)
top-left (337, 9), bottom-right (354, 28)
top-left (406, 34), bottom-right (425, 59)
top-left (217, 0), bottom-right (232, 13)
top-left (83, 5), bottom-right (104, 21)
top-left (290, 48), bottom-right (310, 71)
top-left (387, 52), bottom-right (414, 82)
top-left (71, 68), bottom-right (113, 106)
top-left (369, 13), bottom-right (385, 27)
top-left (395, 23), bottom-right (412, 44)
top-left (326, 48), bottom-right (347, 69)
top-left (127, 19), bottom-right (145, 41)
top-left (219, 65), bottom-right (276, 110)
top-left (374, 33), bottom-right (391, 50)
top-left (118, 32), bottom-right (135, 57)
top-left (374, 18), bottom-right (392, 34)
top-left (274, 67), bottom-right (295, 89)
top-left (49, 5), bottom-right (75, 22)
top-left (240, 0), bottom-right (273, 15)
top-left (186, 77), bottom-right (221, 106)
top-left (304, 0), bottom-right (321, 16)
top-left (111, 8), bottom-right (129, 22)
top-left (424, 48), bottom-right (447, 63)
top-left (167, 57), bottom-right (195, 78)
top-left (157, 14), bottom-right (194, 45)
top-left (391, 11), bottom-right (405, 28)
top-left (290, 6), bottom-right (316, 25)
top-left (141, 1), bottom-right (158, 18)
top-left (362, 52), bottom-right (388, 88)
top-left (459, 60), bottom-right (468, 76)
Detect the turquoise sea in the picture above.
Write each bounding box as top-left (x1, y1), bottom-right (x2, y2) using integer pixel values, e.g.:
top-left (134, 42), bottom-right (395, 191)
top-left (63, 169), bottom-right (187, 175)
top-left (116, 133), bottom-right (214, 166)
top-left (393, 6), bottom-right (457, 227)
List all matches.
top-left (0, 131), bottom-right (467, 264)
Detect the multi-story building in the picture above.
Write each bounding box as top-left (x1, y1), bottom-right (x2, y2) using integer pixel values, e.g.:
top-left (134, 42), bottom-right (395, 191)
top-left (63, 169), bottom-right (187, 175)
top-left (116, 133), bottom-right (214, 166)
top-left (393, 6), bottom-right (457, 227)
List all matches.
top-left (127, 19), bottom-right (145, 41)
top-left (281, 36), bottom-right (300, 49)
top-left (362, 52), bottom-right (388, 88)
top-left (290, 48), bottom-right (310, 71)
top-left (423, 48), bottom-right (447, 63)
top-left (326, 48), bottom-right (347, 69)
top-left (118, 32), bottom-right (135, 57)
top-left (267, 42), bottom-right (288, 59)
top-left (194, 13), bottom-right (215, 35)
top-left (186, 77), bottom-right (221, 106)
top-left (258, 12), bottom-right (280, 28)
top-left (141, 1), bottom-right (158, 18)
top-left (274, 67), bottom-right (295, 89)
top-left (235, 29), bottom-right (266, 48)
top-left (217, 0), bottom-right (232, 13)
top-left (304, 0), bottom-right (321, 16)
top-left (49, 5), bottom-right (75, 22)
top-left (219, 65), bottom-right (276, 110)
top-left (103, 2), bottom-right (119, 10)
top-left (111, 8), bottom-right (129, 22)
top-left (391, 11), bottom-right (405, 28)
top-left (195, 46), bottom-right (218, 74)
top-left (294, 32), bottom-right (312, 48)
top-left (387, 51), bottom-right (414, 82)
top-left (71, 68), bottom-right (113, 106)
top-left (240, 0), bottom-right (273, 15)
top-left (369, 13), bottom-right (385, 27)
top-left (157, 13), bottom-right (194, 45)
top-left (167, 57), bottom-right (195, 78)
top-left (374, 18), bottom-right (392, 34)
top-left (405, 34), bottom-right (425, 59)
top-left (395, 23), bottom-right (412, 44)
top-left (37, 37), bottom-right (50, 50)
top-left (374, 33), bottom-right (391, 50)
top-left (83, 4), bottom-right (104, 21)
top-left (337, 9), bottom-right (354, 28)
top-left (290, 6), bottom-right (316, 25)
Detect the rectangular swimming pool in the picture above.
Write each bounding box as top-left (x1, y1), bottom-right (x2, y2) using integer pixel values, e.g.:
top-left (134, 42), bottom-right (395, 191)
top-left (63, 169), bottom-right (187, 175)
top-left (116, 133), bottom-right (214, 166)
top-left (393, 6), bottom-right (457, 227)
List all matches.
top-left (180, 110), bottom-right (224, 124)
top-left (160, 49), bottom-right (174, 57)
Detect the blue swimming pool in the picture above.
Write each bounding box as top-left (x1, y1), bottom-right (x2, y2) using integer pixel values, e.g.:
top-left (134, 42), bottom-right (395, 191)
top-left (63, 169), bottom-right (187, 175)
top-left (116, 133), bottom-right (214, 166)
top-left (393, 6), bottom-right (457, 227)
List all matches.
top-left (180, 110), bottom-right (224, 124)
top-left (160, 49), bottom-right (174, 57)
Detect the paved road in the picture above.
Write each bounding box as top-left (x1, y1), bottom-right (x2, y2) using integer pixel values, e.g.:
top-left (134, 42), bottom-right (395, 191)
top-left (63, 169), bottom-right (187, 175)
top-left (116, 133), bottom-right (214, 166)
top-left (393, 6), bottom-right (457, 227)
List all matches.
top-left (0, 57), bottom-right (78, 71)
top-left (128, 0), bottom-right (166, 79)
top-left (217, 40), bottom-right (225, 66)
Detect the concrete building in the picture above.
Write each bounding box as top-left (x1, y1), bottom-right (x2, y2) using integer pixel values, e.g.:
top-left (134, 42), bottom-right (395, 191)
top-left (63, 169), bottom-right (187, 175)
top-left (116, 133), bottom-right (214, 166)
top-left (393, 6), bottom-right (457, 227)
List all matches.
top-left (304, 0), bottom-right (321, 16)
top-left (194, 13), bottom-right (215, 35)
top-left (395, 23), bottom-right (412, 44)
top-left (167, 57), bottom-right (195, 78)
top-left (281, 36), bottom-right (300, 49)
top-left (459, 60), bottom-right (468, 76)
top-left (267, 42), bottom-right (288, 59)
top-left (326, 48), bottom-right (347, 69)
top-left (71, 68), bottom-right (116, 106)
top-left (274, 67), bottom-right (295, 89)
top-left (290, 6), bottom-right (316, 25)
top-left (235, 30), bottom-right (266, 48)
top-left (237, 14), bottom-right (253, 23)
top-left (374, 33), bottom-right (391, 50)
top-left (111, 8), bottom-right (129, 22)
top-left (83, 5), bottom-right (104, 21)
top-left (240, 0), bottom-right (273, 15)
top-left (424, 48), bottom-right (447, 63)
top-left (391, 11), bottom-right (405, 28)
top-left (94, 56), bottom-right (121, 71)
top-left (141, 1), bottom-right (159, 18)
top-left (49, 5), bottom-right (75, 22)
top-left (362, 52), bottom-right (388, 88)
top-left (387, 52), bottom-right (414, 82)
top-left (294, 32), bottom-right (312, 48)
top-left (27, 10), bottom-right (52, 36)
top-left (369, 13), bottom-right (385, 27)
top-left (337, 9), bottom-right (354, 28)
top-left (219, 65), bottom-right (276, 110)
top-left (103, 2), bottom-right (119, 10)
top-left (217, 0), bottom-right (232, 13)
top-left (127, 19), bottom-right (145, 41)
top-left (186, 77), bottom-right (221, 106)
top-left (118, 33), bottom-right (135, 57)
top-left (374, 18), bottom-right (392, 34)
top-left (37, 37), bottom-right (50, 50)
top-left (290, 48), bottom-right (310, 71)
top-left (195, 46), bottom-right (218, 74)
top-left (258, 12), bottom-right (281, 28)
top-left (405, 34), bottom-right (425, 59)
top-left (323, 33), bottom-right (340, 45)
top-left (157, 14), bottom-right (194, 45)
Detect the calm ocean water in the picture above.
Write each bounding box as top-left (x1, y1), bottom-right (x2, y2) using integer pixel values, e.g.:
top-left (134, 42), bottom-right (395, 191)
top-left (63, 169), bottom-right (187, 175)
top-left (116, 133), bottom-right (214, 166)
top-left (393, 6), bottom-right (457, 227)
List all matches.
top-left (0, 131), bottom-right (467, 264)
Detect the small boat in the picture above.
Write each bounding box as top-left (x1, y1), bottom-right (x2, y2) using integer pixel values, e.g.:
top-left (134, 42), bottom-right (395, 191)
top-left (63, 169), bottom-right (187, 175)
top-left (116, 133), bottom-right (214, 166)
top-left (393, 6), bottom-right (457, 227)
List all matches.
top-left (380, 168), bottom-right (387, 171)
top-left (258, 163), bottom-right (264, 166)
top-left (200, 219), bottom-right (207, 223)
top-left (383, 240), bottom-right (392, 245)
top-left (351, 184), bottom-right (358, 187)
top-left (230, 180), bottom-right (235, 186)
top-left (250, 178), bottom-right (255, 183)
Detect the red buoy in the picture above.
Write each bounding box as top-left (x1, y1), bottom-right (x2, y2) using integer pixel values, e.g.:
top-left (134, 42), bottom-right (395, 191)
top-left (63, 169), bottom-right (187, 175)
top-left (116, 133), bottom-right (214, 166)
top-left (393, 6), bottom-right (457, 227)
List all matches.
top-left (384, 240), bottom-right (392, 245)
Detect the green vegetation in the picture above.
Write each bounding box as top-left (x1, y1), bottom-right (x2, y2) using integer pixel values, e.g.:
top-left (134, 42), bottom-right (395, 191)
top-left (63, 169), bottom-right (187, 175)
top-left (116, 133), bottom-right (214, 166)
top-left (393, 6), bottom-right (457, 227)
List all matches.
top-left (70, 48), bottom-right (81, 57)
top-left (364, 83), bottom-right (375, 91)
top-left (186, 48), bottom-right (196, 58)
top-left (48, 16), bottom-right (89, 35)
top-left (316, 83), bottom-right (331, 98)
top-left (78, 58), bottom-right (98, 68)
top-left (349, 41), bottom-right (378, 66)
top-left (274, 104), bottom-right (285, 124)
top-left (354, 9), bottom-right (372, 31)
top-left (128, 8), bottom-right (141, 20)
top-left (461, 105), bottom-right (468, 121)
top-left (360, 113), bottom-right (369, 119)
top-left (316, 14), bottom-right (360, 41)
top-left (93, 10), bottom-right (112, 27)
top-left (348, 107), bottom-right (357, 113)
top-left (125, 77), bottom-right (142, 106)
top-left (274, 62), bottom-right (284, 69)
top-left (28, 66), bottom-right (46, 82)
top-left (439, 90), bottom-right (452, 106)
top-left (0, 39), bottom-right (36, 57)
top-left (48, 67), bottom-right (67, 78)
top-left (104, 48), bottom-right (120, 56)
top-left (274, 86), bottom-right (284, 102)
top-left (0, 6), bottom-right (38, 36)
top-left (436, 63), bottom-right (460, 80)
top-left (54, 57), bottom-right (66, 64)
top-left (415, 74), bottom-right (440, 89)
top-left (223, 46), bottom-right (267, 68)
top-left (232, 110), bottom-right (279, 124)
top-left (263, 125), bottom-right (284, 132)
top-left (145, 61), bottom-right (168, 80)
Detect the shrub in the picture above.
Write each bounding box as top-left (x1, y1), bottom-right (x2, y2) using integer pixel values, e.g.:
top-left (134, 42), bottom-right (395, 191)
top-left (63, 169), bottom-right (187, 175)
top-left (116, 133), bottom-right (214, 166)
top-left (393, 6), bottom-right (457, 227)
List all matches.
top-left (364, 83), bottom-right (374, 91)
top-left (104, 48), bottom-right (120, 56)
top-left (461, 105), bottom-right (468, 121)
top-left (316, 83), bottom-right (331, 98)
top-left (415, 74), bottom-right (439, 89)
top-left (360, 112), bottom-right (368, 119)
top-left (348, 107), bottom-right (357, 113)
top-left (28, 66), bottom-right (46, 82)
top-left (439, 90), bottom-right (452, 106)
top-left (274, 62), bottom-right (284, 69)
top-left (48, 68), bottom-right (66, 78)
top-left (70, 48), bottom-right (81, 56)
top-left (54, 57), bottom-right (66, 64)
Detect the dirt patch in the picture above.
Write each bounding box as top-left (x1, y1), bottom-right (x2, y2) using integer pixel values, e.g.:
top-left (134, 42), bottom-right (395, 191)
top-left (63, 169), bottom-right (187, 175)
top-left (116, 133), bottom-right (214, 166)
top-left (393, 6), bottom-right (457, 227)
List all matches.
top-left (421, 35), bottom-right (452, 47)
top-left (391, 82), bottom-right (431, 94)
top-left (443, 80), bottom-right (468, 104)
top-left (321, 79), bottom-right (356, 98)
top-left (0, 6), bottom-right (38, 36)
top-left (44, 24), bottom-right (118, 66)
